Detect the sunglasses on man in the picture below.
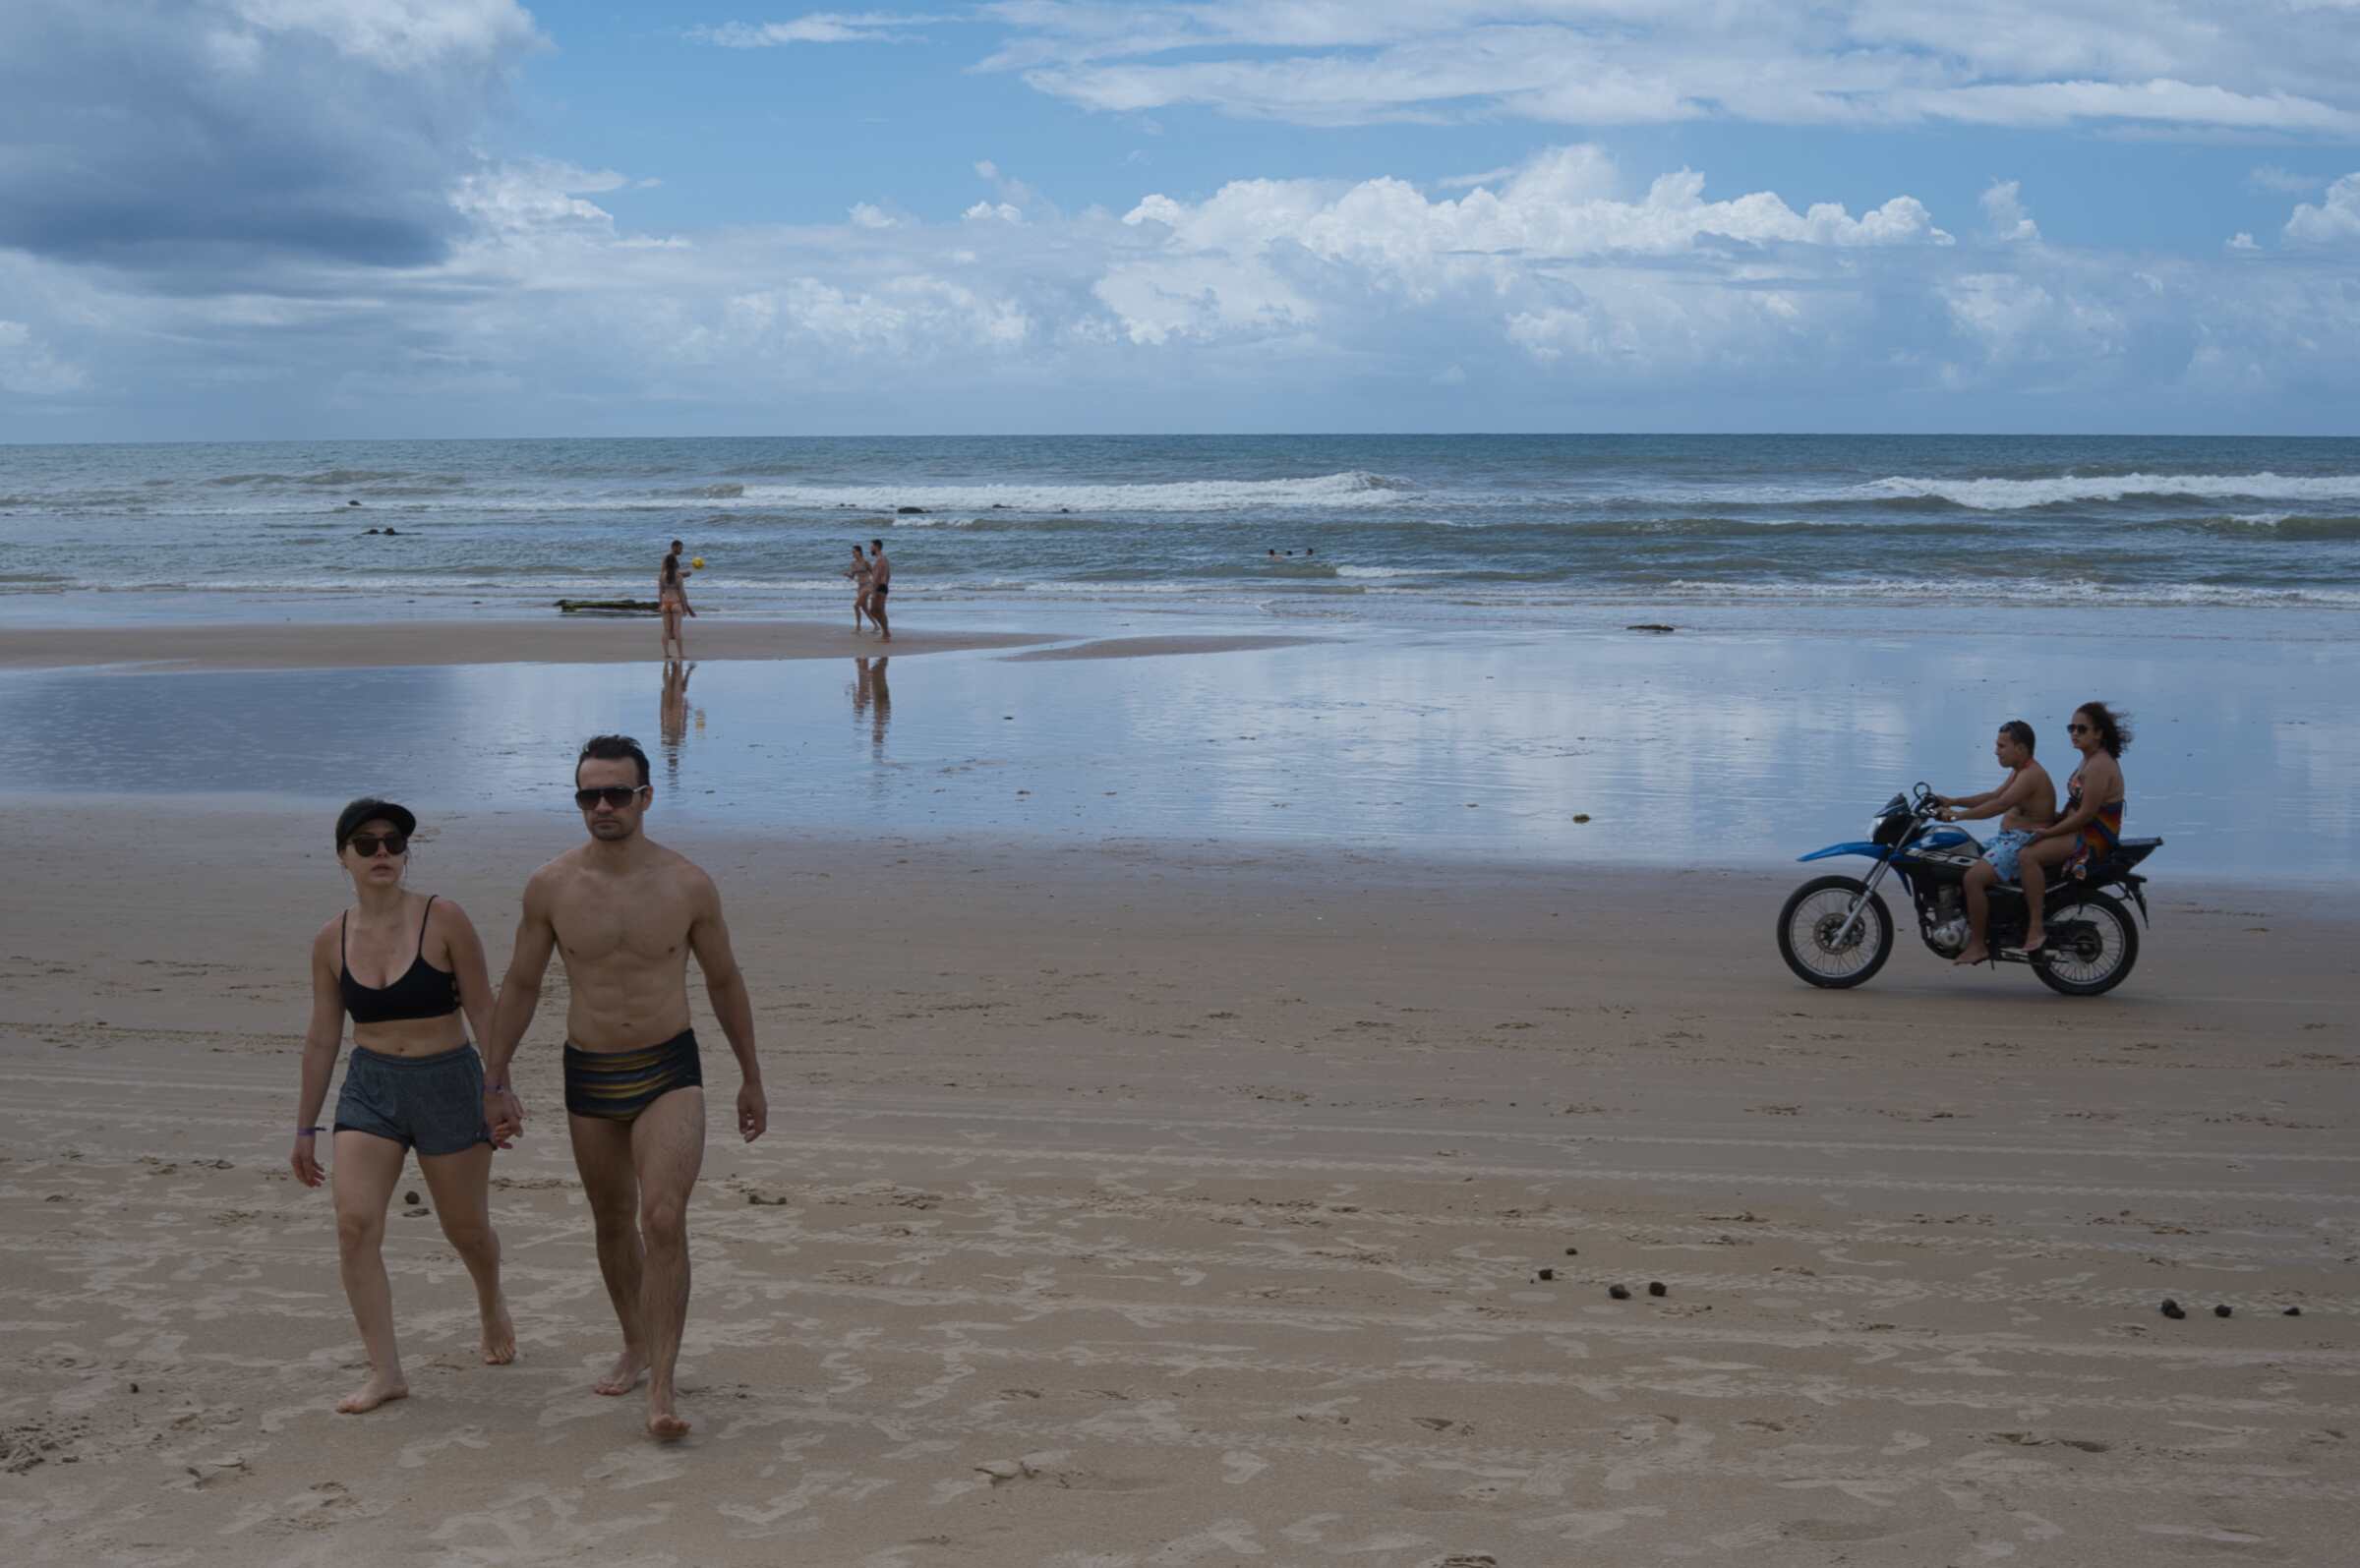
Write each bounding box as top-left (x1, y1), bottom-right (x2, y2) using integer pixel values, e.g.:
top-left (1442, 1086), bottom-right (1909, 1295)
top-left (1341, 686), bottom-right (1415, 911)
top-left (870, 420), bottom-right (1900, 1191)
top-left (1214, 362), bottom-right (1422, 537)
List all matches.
top-left (575, 785), bottom-right (650, 809)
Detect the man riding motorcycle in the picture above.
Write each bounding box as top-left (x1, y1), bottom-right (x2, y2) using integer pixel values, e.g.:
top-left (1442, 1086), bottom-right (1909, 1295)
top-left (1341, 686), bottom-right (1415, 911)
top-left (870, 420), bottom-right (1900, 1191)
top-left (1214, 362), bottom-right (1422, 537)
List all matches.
top-left (1931, 720), bottom-right (2055, 967)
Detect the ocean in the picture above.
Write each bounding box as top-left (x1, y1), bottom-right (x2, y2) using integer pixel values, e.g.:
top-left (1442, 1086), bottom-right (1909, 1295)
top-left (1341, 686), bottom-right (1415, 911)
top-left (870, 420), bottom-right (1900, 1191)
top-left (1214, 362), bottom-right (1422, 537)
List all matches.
top-left (6, 434), bottom-right (2359, 616)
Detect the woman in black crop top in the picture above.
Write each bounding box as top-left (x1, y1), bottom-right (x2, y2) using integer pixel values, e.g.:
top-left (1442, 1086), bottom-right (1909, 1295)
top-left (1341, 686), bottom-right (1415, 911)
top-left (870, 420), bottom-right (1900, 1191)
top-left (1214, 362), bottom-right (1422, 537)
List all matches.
top-left (289, 797), bottom-right (515, 1415)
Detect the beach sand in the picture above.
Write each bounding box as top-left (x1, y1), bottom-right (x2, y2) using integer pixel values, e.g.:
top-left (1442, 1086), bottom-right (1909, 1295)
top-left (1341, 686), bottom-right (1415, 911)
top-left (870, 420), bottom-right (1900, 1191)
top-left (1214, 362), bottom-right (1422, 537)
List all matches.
top-left (0, 619), bottom-right (1059, 671)
top-left (4, 792), bottom-right (2355, 1565)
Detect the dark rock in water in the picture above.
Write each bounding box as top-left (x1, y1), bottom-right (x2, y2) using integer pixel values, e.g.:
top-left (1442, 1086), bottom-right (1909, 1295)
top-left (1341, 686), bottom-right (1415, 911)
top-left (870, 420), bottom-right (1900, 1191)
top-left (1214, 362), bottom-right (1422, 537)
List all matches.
top-left (347, 498), bottom-right (362, 506)
top-left (1626, 623), bottom-right (1676, 633)
top-left (1536, 1267), bottom-right (1555, 1282)
top-left (363, 527), bottom-right (381, 535)
top-left (897, 505), bottom-right (925, 514)
top-left (2213, 1304), bottom-right (2232, 1318)
top-left (1647, 1281), bottom-right (1668, 1298)
top-left (990, 503), bottom-right (1010, 509)
top-left (2159, 1299), bottom-right (2186, 1318)
top-left (2284, 1306), bottom-right (2303, 1316)
top-left (382, 526), bottom-right (399, 536)
top-left (1608, 1284), bottom-right (1631, 1301)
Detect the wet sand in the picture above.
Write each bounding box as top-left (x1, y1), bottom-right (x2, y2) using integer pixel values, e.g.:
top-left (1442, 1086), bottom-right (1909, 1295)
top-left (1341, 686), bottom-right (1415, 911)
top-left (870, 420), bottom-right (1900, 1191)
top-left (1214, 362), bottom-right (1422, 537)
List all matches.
top-left (1003, 634), bottom-right (1326, 662)
top-left (0, 618), bottom-right (1057, 670)
top-left (2, 805), bottom-right (2355, 1565)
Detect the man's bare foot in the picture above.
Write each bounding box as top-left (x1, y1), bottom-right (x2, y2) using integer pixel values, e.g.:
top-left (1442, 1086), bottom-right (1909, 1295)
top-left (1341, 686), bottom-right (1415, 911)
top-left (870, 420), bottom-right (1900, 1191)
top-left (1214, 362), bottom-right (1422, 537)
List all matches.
top-left (593, 1348), bottom-right (647, 1396)
top-left (647, 1402), bottom-right (691, 1442)
top-left (1953, 945), bottom-right (1989, 966)
top-left (2018, 928), bottom-right (2045, 954)
top-left (480, 1297), bottom-right (516, 1365)
top-left (335, 1372), bottom-right (409, 1414)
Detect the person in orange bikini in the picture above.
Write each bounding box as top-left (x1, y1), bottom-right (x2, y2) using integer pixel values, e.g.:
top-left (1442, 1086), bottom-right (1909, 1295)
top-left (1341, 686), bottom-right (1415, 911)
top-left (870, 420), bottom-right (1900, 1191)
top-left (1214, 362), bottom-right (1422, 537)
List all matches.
top-left (2015, 702), bottom-right (2131, 955)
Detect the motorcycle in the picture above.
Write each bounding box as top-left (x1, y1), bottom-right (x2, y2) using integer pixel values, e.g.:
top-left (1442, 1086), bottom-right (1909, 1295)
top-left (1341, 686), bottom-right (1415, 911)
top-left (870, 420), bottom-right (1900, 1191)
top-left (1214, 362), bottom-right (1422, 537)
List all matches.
top-left (1777, 783), bottom-right (2161, 997)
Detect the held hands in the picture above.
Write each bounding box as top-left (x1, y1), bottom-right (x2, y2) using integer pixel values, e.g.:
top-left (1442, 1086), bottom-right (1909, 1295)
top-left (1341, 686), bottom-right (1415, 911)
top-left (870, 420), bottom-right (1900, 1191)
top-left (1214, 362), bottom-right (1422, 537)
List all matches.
top-left (290, 1135), bottom-right (324, 1188)
top-left (738, 1078), bottom-right (768, 1143)
top-left (484, 1085), bottom-right (526, 1147)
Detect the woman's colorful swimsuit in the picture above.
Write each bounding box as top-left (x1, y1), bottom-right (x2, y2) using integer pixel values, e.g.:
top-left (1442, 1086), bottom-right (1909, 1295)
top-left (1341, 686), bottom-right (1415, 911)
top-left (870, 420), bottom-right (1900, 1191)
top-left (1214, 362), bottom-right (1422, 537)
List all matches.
top-left (2062, 771), bottom-right (2125, 873)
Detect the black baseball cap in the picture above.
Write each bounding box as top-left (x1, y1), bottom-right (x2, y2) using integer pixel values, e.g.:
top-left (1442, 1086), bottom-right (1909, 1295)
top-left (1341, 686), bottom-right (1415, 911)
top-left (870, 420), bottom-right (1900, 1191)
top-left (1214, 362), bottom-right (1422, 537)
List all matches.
top-left (335, 796), bottom-right (417, 851)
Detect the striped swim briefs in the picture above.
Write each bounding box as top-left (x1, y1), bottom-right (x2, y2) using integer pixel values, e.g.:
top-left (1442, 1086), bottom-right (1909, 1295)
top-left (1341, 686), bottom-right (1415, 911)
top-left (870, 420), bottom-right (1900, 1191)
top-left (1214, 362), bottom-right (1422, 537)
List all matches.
top-left (562, 1028), bottom-right (704, 1122)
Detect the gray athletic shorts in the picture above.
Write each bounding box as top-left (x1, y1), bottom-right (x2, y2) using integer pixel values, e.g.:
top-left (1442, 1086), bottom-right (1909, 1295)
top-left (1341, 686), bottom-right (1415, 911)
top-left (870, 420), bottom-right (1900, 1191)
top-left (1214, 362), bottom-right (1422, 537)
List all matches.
top-left (333, 1043), bottom-right (490, 1156)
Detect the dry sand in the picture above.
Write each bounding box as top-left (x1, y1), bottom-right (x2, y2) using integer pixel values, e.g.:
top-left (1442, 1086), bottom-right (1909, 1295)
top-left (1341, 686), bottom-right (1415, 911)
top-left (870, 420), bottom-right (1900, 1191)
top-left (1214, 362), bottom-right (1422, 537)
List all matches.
top-left (2, 802), bottom-right (2354, 1564)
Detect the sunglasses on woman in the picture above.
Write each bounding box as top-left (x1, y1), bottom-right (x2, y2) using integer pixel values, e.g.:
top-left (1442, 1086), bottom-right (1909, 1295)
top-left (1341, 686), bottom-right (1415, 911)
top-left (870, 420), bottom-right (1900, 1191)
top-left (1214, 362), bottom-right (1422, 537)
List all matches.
top-left (346, 833), bottom-right (408, 857)
top-left (575, 785), bottom-right (649, 809)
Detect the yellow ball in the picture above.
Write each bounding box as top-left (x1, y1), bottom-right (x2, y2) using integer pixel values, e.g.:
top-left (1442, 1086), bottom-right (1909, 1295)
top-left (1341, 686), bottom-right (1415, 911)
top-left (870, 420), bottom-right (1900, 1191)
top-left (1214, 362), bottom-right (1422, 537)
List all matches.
top-left (689, 556), bottom-right (705, 569)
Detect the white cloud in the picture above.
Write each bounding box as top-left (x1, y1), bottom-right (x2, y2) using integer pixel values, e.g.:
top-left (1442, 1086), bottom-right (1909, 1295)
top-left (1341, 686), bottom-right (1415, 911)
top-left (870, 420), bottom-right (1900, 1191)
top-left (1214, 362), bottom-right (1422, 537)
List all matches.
top-left (2227, 231), bottom-right (2259, 251)
top-left (11, 134), bottom-right (2360, 434)
top-left (449, 160), bottom-right (627, 238)
top-left (849, 202), bottom-right (903, 228)
top-left (963, 201), bottom-right (1026, 223)
top-left (1980, 180), bottom-right (2039, 242)
top-left (2284, 173), bottom-right (2360, 245)
top-left (229, 0), bottom-right (541, 71)
top-left (2249, 164), bottom-right (2326, 195)
top-left (0, 319), bottom-right (88, 395)
top-left (974, 3), bottom-right (2360, 136)
top-left (690, 12), bottom-right (947, 47)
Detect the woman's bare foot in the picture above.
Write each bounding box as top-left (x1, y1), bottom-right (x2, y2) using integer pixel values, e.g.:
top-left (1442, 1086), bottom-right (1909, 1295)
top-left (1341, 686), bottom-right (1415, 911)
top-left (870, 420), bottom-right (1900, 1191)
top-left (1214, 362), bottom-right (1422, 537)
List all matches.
top-left (480, 1297), bottom-right (516, 1365)
top-left (1953, 945), bottom-right (1988, 966)
top-left (335, 1371), bottom-right (409, 1414)
top-left (647, 1400), bottom-right (691, 1442)
top-left (593, 1347), bottom-right (647, 1396)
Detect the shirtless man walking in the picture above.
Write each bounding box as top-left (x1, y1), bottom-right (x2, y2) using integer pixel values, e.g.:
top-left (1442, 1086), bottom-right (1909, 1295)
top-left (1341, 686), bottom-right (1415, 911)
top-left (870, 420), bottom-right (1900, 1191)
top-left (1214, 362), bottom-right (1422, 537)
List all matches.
top-left (1933, 719), bottom-right (2057, 966)
top-left (866, 539), bottom-right (892, 642)
top-left (482, 733), bottom-right (767, 1441)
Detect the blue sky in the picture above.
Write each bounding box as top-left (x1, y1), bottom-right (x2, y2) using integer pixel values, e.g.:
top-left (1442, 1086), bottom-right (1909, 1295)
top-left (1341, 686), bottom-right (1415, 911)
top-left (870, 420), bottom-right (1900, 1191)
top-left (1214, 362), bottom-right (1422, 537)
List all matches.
top-left (3, 1), bottom-right (2358, 439)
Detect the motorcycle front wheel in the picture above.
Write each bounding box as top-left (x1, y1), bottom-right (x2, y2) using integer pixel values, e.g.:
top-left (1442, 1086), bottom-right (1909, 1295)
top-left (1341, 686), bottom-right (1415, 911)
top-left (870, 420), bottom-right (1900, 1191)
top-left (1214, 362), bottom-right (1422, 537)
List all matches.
top-left (1777, 875), bottom-right (1894, 989)
top-left (2034, 890), bottom-right (2140, 997)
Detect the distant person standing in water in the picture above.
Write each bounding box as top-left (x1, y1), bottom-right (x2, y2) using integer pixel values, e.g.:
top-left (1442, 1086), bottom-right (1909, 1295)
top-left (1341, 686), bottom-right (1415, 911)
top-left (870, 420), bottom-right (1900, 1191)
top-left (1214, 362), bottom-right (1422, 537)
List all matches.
top-left (867, 539), bottom-right (892, 642)
top-left (657, 540), bottom-right (694, 662)
top-left (292, 798), bottom-right (514, 1416)
top-left (844, 544), bottom-right (874, 633)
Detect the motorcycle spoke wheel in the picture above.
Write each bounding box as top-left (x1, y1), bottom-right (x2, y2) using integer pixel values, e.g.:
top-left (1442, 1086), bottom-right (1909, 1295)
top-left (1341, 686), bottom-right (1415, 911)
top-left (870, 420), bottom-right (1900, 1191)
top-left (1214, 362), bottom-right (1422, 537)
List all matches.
top-left (2036, 896), bottom-right (2138, 996)
top-left (1789, 889), bottom-right (1882, 981)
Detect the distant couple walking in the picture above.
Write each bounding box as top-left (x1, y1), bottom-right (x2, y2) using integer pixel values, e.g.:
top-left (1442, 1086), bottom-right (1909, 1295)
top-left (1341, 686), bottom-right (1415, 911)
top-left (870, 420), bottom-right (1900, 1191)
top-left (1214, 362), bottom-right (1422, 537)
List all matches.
top-left (843, 539), bottom-right (891, 640)
top-left (290, 735), bottom-right (764, 1442)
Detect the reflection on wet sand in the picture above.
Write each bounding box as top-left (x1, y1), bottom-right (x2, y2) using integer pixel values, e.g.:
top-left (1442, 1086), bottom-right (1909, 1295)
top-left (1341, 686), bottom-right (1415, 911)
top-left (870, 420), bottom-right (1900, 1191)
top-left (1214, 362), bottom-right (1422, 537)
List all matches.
top-left (660, 659), bottom-right (696, 790)
top-left (853, 656), bottom-right (890, 753)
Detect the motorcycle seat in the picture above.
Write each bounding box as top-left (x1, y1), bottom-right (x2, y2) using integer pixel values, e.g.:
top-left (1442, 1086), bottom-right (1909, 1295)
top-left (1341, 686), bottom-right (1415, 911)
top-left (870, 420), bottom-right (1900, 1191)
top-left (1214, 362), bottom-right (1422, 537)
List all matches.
top-left (1994, 836), bottom-right (2164, 891)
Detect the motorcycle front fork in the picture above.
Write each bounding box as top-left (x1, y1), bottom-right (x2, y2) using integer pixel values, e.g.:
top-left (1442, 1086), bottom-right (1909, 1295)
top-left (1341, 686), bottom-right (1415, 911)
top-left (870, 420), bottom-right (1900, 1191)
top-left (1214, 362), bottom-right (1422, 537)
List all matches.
top-left (1832, 852), bottom-right (1901, 948)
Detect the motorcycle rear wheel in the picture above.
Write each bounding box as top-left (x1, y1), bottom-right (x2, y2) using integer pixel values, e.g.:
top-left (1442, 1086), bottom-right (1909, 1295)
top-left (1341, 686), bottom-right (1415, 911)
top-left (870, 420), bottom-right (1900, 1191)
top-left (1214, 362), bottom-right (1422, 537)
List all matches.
top-left (2034, 890), bottom-right (2140, 997)
top-left (1777, 875), bottom-right (1894, 989)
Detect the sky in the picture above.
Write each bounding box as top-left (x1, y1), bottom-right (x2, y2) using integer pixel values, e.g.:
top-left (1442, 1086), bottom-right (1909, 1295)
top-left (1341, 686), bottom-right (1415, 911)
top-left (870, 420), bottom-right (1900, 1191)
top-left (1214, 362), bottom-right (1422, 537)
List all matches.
top-left (2, 0), bottom-right (2358, 440)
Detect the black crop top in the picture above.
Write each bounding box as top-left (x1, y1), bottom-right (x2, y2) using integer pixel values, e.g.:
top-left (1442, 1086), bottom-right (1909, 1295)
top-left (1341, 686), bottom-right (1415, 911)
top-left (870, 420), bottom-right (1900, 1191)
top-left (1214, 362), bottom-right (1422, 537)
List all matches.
top-left (341, 896), bottom-right (463, 1024)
